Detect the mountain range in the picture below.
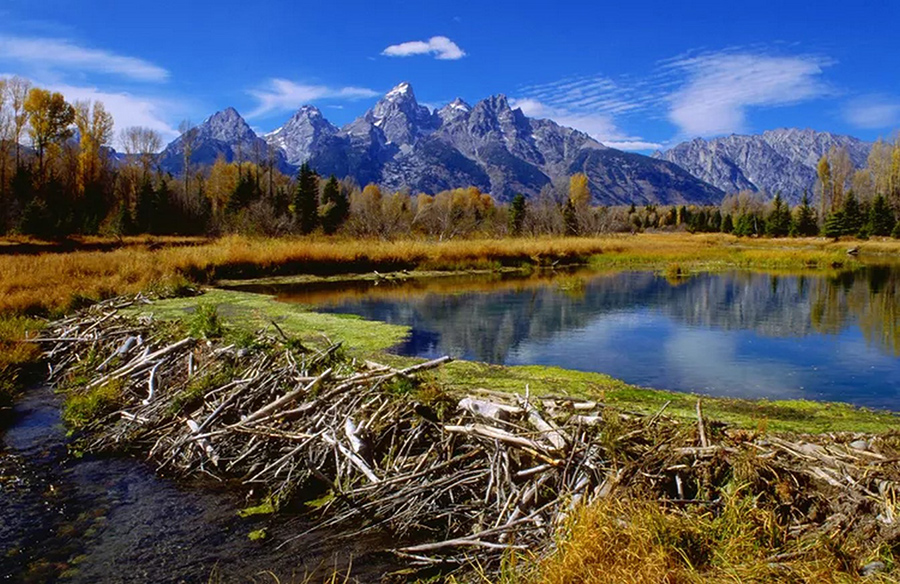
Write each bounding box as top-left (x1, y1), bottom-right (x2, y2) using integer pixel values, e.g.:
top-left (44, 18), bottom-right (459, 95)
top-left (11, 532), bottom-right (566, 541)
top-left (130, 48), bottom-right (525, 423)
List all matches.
top-left (653, 129), bottom-right (872, 203)
top-left (159, 82), bottom-right (722, 205)
top-left (157, 82), bottom-right (873, 206)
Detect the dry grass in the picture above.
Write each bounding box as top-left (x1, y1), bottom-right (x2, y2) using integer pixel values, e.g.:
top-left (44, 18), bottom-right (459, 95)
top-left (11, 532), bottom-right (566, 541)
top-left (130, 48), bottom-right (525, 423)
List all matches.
top-left (0, 232), bottom-right (879, 316)
top-left (520, 495), bottom-right (894, 584)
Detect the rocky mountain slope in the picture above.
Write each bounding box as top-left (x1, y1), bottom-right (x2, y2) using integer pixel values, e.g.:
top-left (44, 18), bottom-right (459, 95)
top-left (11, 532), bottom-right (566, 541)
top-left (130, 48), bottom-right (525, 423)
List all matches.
top-left (160, 83), bottom-right (724, 205)
top-left (653, 129), bottom-right (872, 202)
top-left (159, 107), bottom-right (289, 174)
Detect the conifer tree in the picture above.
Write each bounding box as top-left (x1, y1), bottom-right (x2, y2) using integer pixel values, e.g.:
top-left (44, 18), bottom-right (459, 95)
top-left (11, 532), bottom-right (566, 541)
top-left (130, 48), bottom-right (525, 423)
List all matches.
top-left (508, 193), bottom-right (527, 236)
top-left (791, 192), bottom-right (819, 237)
top-left (293, 163), bottom-right (319, 234)
top-left (319, 175), bottom-right (349, 235)
top-left (765, 193), bottom-right (791, 237)
top-left (868, 193), bottom-right (895, 236)
top-left (842, 191), bottom-right (864, 235)
top-left (720, 213), bottom-right (734, 234)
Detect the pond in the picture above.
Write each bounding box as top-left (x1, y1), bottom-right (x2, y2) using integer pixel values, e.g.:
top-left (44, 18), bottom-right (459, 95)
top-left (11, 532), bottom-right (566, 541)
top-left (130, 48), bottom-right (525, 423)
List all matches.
top-left (240, 266), bottom-right (900, 411)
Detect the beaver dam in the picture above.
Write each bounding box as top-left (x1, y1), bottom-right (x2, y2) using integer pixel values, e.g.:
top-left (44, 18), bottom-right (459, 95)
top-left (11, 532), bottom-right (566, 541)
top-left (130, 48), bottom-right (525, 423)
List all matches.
top-left (35, 294), bottom-right (900, 582)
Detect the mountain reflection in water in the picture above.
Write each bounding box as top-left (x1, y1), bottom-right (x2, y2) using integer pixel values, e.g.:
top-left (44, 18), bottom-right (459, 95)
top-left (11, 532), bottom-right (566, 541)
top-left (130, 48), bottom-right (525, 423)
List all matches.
top-left (239, 267), bottom-right (900, 410)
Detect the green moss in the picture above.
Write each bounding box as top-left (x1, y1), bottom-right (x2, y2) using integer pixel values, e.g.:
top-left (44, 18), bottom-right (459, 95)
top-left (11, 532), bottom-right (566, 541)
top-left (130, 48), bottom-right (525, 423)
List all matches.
top-left (62, 378), bottom-right (124, 428)
top-left (238, 501), bottom-right (275, 518)
top-left (436, 361), bottom-right (899, 434)
top-left (126, 288), bottom-right (408, 355)
top-left (247, 528), bottom-right (268, 541)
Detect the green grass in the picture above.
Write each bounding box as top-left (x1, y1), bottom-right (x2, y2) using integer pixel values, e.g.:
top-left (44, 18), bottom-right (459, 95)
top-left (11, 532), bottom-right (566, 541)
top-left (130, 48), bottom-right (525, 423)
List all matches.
top-left (137, 288), bottom-right (899, 435)
top-left (434, 361), bottom-right (899, 434)
top-left (125, 288), bottom-right (408, 354)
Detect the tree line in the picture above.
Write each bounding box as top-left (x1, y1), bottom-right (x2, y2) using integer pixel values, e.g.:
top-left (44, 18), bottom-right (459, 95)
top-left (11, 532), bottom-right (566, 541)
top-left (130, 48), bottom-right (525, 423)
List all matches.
top-left (0, 78), bottom-right (898, 240)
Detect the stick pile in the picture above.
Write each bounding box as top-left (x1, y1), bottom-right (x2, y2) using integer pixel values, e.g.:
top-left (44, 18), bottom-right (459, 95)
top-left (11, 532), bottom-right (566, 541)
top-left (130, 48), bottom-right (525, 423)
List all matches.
top-left (36, 295), bottom-right (900, 576)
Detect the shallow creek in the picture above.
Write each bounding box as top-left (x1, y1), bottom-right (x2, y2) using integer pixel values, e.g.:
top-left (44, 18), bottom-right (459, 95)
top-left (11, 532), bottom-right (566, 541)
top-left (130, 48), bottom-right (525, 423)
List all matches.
top-left (0, 386), bottom-right (396, 583)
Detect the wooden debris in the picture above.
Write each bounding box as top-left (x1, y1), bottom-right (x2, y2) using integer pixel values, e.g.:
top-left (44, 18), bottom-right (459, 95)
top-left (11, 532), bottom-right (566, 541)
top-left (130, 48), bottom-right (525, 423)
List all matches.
top-left (37, 294), bottom-right (900, 577)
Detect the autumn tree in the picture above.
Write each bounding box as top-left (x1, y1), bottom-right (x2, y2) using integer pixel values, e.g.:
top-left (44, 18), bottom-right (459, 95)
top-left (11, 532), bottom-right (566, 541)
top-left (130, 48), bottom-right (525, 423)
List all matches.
top-left (74, 100), bottom-right (114, 192)
top-left (24, 88), bottom-right (75, 180)
top-left (120, 126), bottom-right (162, 178)
top-left (7, 76), bottom-right (31, 167)
top-left (816, 155), bottom-right (833, 217)
top-left (828, 146), bottom-right (853, 212)
top-left (293, 162), bottom-right (319, 234)
top-left (179, 120), bottom-right (197, 197)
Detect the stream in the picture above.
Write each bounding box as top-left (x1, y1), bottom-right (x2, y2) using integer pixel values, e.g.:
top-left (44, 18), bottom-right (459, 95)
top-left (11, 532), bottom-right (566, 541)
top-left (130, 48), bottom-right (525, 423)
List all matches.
top-left (0, 386), bottom-right (397, 583)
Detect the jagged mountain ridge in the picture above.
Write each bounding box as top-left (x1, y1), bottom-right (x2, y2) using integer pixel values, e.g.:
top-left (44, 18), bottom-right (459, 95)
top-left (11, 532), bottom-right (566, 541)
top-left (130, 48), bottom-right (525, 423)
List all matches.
top-left (160, 83), bottom-right (724, 205)
top-left (159, 107), bottom-right (290, 174)
top-left (653, 129), bottom-right (872, 203)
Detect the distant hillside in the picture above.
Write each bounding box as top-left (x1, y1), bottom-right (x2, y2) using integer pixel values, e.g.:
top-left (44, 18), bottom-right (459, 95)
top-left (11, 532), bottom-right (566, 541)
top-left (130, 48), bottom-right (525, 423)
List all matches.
top-left (653, 129), bottom-right (872, 203)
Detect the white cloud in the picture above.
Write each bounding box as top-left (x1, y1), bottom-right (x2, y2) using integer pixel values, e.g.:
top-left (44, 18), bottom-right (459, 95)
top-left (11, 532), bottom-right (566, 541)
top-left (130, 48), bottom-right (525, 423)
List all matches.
top-left (382, 36), bottom-right (466, 60)
top-left (510, 97), bottom-right (662, 151)
top-left (843, 95), bottom-right (900, 129)
top-left (46, 82), bottom-right (179, 143)
top-left (0, 34), bottom-right (168, 82)
top-left (247, 79), bottom-right (378, 118)
top-left (666, 51), bottom-right (832, 137)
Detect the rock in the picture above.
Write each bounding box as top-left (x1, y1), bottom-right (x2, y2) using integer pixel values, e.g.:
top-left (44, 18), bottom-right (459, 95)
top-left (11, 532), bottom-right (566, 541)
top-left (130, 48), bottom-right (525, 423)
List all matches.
top-left (861, 561), bottom-right (886, 577)
top-left (654, 128), bottom-right (872, 203)
top-left (849, 439), bottom-right (870, 451)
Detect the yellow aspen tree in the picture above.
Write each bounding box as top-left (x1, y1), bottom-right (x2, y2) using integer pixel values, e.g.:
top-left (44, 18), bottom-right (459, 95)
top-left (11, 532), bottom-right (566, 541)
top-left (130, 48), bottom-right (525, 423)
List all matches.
top-left (74, 100), bottom-right (114, 194)
top-left (24, 88), bottom-right (75, 182)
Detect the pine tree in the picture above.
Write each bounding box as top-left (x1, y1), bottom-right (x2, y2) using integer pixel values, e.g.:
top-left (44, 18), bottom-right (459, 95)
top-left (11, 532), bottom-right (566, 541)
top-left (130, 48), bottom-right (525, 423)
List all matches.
top-left (134, 176), bottom-right (156, 234)
top-left (868, 193), bottom-right (895, 236)
top-left (319, 175), bottom-right (349, 235)
top-left (720, 213), bottom-right (734, 234)
top-left (823, 211), bottom-right (847, 238)
top-left (508, 193), bottom-right (527, 236)
top-left (791, 192), bottom-right (819, 237)
top-left (842, 191), bottom-right (864, 236)
top-left (765, 193), bottom-right (791, 237)
top-left (293, 163), bottom-right (319, 234)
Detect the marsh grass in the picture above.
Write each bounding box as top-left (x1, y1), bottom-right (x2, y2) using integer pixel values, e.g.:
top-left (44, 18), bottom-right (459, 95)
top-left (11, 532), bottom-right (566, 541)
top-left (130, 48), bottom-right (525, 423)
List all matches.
top-left (514, 494), bottom-right (895, 584)
top-left (0, 233), bottom-right (876, 317)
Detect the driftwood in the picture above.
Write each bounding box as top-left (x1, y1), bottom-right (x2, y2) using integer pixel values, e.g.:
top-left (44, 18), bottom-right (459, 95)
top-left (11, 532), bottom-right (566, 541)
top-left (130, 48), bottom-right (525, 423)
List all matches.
top-left (36, 294), bottom-right (900, 577)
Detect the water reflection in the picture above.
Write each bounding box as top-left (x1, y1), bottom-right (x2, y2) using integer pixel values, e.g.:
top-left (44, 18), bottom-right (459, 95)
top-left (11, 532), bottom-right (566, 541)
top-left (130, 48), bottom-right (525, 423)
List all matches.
top-left (240, 267), bottom-right (900, 410)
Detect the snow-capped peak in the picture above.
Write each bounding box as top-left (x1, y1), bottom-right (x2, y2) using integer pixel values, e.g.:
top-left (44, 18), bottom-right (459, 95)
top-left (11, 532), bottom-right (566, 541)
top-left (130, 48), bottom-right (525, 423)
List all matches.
top-left (386, 81), bottom-right (413, 100)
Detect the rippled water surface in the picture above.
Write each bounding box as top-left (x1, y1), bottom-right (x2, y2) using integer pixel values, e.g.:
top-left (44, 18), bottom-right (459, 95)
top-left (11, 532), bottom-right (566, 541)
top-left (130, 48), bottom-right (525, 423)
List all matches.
top-left (252, 266), bottom-right (900, 410)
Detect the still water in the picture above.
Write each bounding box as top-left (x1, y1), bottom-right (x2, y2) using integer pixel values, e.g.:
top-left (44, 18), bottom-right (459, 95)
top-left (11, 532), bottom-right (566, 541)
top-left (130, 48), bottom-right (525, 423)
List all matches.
top-left (250, 267), bottom-right (900, 411)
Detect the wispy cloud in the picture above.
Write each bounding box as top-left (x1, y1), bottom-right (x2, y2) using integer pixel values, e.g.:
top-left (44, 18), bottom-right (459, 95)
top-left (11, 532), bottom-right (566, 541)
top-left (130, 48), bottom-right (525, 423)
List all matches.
top-left (510, 97), bottom-right (662, 151)
top-left (247, 79), bottom-right (379, 118)
top-left (665, 50), bottom-right (833, 137)
top-left (0, 34), bottom-right (168, 82)
top-left (382, 36), bottom-right (466, 60)
top-left (513, 76), bottom-right (663, 150)
top-left (843, 95), bottom-right (900, 130)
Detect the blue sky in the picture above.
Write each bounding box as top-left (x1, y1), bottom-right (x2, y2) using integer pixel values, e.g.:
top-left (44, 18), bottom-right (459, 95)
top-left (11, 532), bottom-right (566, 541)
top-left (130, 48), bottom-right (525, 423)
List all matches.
top-left (1, 0), bottom-right (898, 151)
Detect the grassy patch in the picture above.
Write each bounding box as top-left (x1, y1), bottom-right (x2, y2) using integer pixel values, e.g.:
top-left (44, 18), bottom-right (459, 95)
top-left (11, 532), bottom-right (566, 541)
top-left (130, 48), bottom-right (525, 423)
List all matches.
top-left (127, 288), bottom-right (408, 355)
top-left (434, 361), bottom-right (899, 434)
top-left (0, 315), bottom-right (44, 408)
top-left (62, 379), bottom-right (124, 429)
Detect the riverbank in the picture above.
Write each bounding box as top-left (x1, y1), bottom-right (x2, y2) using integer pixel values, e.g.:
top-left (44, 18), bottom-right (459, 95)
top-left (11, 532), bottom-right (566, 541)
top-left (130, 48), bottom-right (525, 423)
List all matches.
top-left (36, 293), bottom-right (900, 583)
top-left (130, 287), bottom-right (899, 434)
